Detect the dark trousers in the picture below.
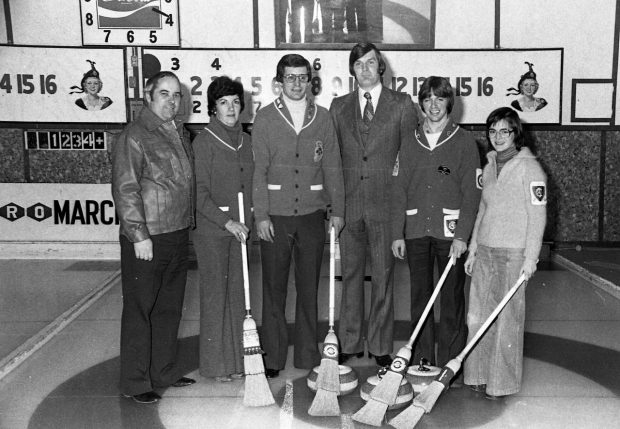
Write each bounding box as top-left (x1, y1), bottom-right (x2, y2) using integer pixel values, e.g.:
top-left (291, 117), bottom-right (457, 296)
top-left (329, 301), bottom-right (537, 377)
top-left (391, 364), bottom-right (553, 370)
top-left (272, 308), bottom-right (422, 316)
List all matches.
top-left (260, 210), bottom-right (325, 370)
top-left (119, 229), bottom-right (189, 395)
top-left (406, 236), bottom-right (467, 367)
top-left (338, 217), bottom-right (395, 356)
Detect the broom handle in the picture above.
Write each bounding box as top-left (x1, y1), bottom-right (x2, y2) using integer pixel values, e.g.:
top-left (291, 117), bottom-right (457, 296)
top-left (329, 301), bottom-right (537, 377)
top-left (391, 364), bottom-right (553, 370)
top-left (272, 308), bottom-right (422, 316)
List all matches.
top-left (238, 192), bottom-right (251, 313)
top-left (456, 274), bottom-right (526, 362)
top-left (328, 226), bottom-right (336, 329)
top-left (406, 255), bottom-right (456, 349)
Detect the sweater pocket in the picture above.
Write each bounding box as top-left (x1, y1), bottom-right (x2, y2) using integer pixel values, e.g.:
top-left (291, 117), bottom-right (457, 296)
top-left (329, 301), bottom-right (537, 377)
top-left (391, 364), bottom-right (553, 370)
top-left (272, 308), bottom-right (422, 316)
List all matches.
top-left (442, 208), bottom-right (460, 238)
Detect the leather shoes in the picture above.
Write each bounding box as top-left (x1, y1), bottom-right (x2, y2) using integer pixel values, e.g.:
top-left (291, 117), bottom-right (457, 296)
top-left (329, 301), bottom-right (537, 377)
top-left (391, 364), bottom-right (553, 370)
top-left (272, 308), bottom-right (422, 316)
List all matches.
top-left (171, 377), bottom-right (196, 387)
top-left (370, 353), bottom-right (393, 367)
top-left (265, 368), bottom-right (280, 379)
top-left (123, 391), bottom-right (161, 404)
top-left (338, 351), bottom-right (364, 364)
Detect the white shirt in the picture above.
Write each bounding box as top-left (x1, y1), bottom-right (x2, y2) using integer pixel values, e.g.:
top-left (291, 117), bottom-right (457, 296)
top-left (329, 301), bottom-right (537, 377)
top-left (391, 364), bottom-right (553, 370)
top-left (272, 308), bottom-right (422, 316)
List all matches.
top-left (282, 94), bottom-right (307, 134)
top-left (357, 84), bottom-right (382, 118)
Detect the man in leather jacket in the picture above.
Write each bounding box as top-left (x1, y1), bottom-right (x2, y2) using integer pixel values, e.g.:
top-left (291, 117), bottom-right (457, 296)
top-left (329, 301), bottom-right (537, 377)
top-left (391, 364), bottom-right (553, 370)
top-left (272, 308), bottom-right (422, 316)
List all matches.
top-left (112, 71), bottom-right (196, 404)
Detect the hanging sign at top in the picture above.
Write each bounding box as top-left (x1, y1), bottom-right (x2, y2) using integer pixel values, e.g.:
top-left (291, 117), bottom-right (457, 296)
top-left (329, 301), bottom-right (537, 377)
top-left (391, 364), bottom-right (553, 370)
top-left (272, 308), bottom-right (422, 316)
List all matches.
top-left (79, 0), bottom-right (180, 46)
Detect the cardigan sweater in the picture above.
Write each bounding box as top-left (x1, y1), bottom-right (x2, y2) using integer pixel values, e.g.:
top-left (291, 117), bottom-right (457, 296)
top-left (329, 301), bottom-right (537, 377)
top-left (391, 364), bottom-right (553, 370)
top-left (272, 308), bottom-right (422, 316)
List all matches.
top-left (469, 147), bottom-right (547, 261)
top-left (391, 118), bottom-right (481, 242)
top-left (252, 96), bottom-right (345, 222)
top-left (192, 118), bottom-right (254, 237)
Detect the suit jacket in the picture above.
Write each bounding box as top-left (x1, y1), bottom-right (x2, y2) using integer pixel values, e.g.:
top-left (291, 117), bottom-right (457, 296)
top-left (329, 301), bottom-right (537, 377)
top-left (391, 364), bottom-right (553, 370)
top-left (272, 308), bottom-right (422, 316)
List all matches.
top-left (330, 86), bottom-right (418, 222)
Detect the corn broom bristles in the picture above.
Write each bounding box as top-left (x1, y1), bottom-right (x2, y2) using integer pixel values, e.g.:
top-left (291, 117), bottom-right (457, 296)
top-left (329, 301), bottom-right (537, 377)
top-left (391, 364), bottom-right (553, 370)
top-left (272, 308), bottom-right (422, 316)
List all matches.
top-left (352, 347), bottom-right (411, 426)
top-left (308, 330), bottom-right (340, 416)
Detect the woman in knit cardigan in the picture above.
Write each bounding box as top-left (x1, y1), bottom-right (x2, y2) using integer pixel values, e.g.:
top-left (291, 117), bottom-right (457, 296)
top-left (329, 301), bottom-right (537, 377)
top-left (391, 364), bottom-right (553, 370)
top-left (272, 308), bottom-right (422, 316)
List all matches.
top-left (463, 107), bottom-right (547, 399)
top-left (192, 76), bottom-right (254, 382)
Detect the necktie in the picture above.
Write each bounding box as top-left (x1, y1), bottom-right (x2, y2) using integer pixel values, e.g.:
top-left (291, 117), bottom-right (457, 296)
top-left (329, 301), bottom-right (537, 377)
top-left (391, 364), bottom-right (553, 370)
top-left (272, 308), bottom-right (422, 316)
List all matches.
top-left (363, 92), bottom-right (374, 125)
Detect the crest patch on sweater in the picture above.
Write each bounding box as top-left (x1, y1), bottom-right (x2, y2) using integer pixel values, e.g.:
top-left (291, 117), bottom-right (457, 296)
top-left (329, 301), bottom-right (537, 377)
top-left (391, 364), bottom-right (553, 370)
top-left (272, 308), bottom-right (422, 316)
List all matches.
top-left (530, 181), bottom-right (547, 205)
top-left (314, 141), bottom-right (324, 162)
top-left (476, 168), bottom-right (483, 189)
top-left (442, 208), bottom-right (460, 238)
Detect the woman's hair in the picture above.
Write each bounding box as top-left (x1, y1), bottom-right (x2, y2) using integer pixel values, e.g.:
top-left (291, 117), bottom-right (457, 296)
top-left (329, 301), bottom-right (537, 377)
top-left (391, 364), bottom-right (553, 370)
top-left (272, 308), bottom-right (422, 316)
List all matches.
top-left (507, 62), bottom-right (539, 96)
top-left (275, 54), bottom-right (312, 83)
top-left (418, 76), bottom-right (454, 114)
top-left (348, 42), bottom-right (386, 76)
top-left (486, 107), bottom-right (526, 150)
top-left (207, 76), bottom-right (245, 116)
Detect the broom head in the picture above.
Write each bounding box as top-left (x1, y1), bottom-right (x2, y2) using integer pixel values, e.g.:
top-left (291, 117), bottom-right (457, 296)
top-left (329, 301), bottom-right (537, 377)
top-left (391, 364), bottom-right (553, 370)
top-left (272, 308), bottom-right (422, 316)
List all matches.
top-left (412, 358), bottom-right (461, 413)
top-left (308, 330), bottom-right (340, 416)
top-left (242, 315), bottom-right (275, 406)
top-left (243, 353), bottom-right (275, 407)
top-left (388, 401), bottom-right (426, 429)
top-left (352, 346), bottom-right (411, 426)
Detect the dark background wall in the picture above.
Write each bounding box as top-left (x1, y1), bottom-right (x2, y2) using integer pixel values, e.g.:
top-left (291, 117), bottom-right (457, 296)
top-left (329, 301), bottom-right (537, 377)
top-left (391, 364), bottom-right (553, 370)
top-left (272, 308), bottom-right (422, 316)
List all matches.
top-left (2, 126), bottom-right (618, 243)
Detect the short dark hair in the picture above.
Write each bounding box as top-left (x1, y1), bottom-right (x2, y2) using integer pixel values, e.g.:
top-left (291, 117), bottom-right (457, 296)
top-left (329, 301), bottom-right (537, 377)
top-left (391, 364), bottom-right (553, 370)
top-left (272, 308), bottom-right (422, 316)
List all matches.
top-left (348, 42), bottom-right (386, 76)
top-left (276, 54), bottom-right (311, 83)
top-left (144, 71), bottom-right (180, 103)
top-left (486, 107), bottom-right (526, 150)
top-left (207, 76), bottom-right (245, 116)
top-left (418, 76), bottom-right (454, 114)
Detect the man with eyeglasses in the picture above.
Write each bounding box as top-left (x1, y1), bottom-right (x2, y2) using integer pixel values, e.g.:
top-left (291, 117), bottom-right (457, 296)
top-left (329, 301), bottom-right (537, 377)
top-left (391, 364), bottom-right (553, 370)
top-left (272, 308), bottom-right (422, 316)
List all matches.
top-left (330, 42), bottom-right (418, 368)
top-left (252, 54), bottom-right (345, 378)
top-left (391, 76), bottom-right (481, 381)
top-left (112, 71), bottom-right (196, 404)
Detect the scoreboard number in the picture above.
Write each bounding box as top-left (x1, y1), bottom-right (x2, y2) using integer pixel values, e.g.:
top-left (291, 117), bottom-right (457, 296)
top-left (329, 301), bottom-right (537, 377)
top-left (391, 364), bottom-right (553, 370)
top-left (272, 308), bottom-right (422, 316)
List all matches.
top-left (80, 0), bottom-right (180, 47)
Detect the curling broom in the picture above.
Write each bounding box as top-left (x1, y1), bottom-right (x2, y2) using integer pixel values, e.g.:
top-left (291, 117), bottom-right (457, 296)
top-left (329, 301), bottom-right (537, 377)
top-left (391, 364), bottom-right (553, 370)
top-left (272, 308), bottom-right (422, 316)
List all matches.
top-left (308, 226), bottom-right (341, 416)
top-left (239, 192), bottom-right (275, 407)
top-left (389, 273), bottom-right (527, 429)
top-left (352, 255), bottom-right (456, 427)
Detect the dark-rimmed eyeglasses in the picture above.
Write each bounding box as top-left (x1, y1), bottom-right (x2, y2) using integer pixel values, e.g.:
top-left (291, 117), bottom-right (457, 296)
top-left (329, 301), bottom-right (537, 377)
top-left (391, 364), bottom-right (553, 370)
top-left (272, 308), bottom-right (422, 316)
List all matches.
top-left (283, 74), bottom-right (310, 83)
top-left (488, 129), bottom-right (514, 138)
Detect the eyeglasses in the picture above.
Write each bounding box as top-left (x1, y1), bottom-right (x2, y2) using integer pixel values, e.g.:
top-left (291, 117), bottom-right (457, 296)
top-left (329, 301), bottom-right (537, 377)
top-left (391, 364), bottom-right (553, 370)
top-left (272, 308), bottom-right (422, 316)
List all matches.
top-left (283, 74), bottom-right (310, 83)
top-left (488, 129), bottom-right (514, 138)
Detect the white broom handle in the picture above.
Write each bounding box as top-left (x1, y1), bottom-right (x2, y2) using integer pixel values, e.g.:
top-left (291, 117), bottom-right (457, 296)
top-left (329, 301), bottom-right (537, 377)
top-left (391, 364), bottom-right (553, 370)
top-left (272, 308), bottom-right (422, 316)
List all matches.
top-left (406, 255), bottom-right (456, 348)
top-left (457, 273), bottom-right (527, 361)
top-left (328, 226), bottom-right (336, 327)
top-left (238, 192), bottom-right (251, 311)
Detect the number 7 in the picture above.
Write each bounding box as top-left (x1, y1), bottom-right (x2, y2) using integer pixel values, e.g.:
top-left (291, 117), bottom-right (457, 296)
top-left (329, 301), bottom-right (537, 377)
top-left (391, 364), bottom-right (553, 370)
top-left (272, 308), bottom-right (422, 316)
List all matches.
top-left (104, 30), bottom-right (111, 42)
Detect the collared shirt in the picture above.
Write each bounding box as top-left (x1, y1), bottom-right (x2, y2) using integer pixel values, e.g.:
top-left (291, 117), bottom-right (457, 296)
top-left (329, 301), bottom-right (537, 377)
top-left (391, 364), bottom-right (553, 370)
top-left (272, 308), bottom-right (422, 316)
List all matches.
top-left (357, 83), bottom-right (383, 117)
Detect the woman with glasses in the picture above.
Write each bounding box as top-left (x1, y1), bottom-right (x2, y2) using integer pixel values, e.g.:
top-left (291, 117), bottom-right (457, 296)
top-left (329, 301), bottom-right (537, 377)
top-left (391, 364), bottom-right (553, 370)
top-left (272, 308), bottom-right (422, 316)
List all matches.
top-left (463, 107), bottom-right (547, 400)
top-left (191, 76), bottom-right (254, 382)
top-left (507, 62), bottom-right (547, 112)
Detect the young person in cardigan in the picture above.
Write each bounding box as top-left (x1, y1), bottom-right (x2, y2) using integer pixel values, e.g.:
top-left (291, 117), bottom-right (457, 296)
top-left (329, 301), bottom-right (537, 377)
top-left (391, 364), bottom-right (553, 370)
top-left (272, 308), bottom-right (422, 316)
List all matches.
top-left (464, 107), bottom-right (547, 399)
top-left (391, 76), bottom-right (481, 376)
top-left (191, 76), bottom-right (254, 382)
top-left (252, 54), bottom-right (345, 378)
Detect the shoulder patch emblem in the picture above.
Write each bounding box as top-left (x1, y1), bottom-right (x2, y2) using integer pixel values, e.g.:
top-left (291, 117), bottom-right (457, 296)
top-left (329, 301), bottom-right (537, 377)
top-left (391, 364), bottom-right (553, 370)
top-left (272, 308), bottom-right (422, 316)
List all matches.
top-left (476, 168), bottom-right (483, 189)
top-left (530, 181), bottom-right (547, 205)
top-left (314, 141), bottom-right (324, 162)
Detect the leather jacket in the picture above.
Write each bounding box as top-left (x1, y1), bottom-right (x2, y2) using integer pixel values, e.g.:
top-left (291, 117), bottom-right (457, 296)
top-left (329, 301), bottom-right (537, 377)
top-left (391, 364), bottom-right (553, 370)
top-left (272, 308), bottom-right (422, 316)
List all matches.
top-left (112, 107), bottom-right (195, 243)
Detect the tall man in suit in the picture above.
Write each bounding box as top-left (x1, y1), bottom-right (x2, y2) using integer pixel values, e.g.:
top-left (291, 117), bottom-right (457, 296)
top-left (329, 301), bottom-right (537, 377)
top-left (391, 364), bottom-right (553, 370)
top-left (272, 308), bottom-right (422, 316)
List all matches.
top-left (330, 42), bottom-right (419, 367)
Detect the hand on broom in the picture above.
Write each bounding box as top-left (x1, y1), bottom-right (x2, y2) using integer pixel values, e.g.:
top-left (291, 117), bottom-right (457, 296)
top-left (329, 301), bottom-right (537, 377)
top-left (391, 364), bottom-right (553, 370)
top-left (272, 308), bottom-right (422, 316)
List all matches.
top-left (225, 219), bottom-right (249, 243)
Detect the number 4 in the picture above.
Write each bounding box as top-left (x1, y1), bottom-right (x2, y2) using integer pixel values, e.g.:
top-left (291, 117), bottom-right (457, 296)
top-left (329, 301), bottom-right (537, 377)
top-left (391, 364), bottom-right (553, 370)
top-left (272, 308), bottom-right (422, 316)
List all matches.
top-left (211, 58), bottom-right (221, 70)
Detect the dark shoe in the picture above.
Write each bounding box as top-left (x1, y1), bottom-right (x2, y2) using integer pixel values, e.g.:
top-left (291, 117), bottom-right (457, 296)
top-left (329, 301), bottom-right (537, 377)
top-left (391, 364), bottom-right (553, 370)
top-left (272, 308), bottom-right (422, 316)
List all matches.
top-left (338, 351), bottom-right (364, 364)
top-left (485, 393), bottom-right (507, 400)
top-left (265, 368), bottom-right (280, 379)
top-left (123, 391), bottom-right (161, 404)
top-left (369, 353), bottom-right (393, 367)
top-left (171, 377), bottom-right (196, 387)
top-left (468, 384), bottom-right (487, 393)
